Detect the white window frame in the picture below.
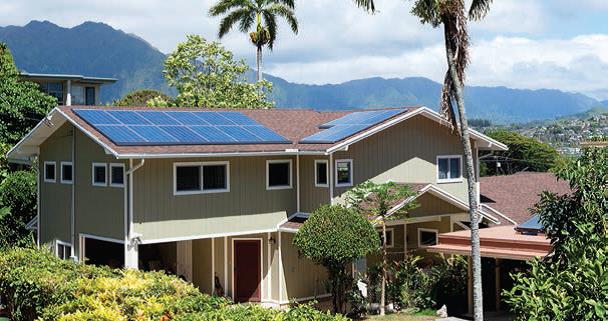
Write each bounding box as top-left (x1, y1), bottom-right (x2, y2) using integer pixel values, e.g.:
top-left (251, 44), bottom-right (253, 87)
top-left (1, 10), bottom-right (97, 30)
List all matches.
top-left (314, 159), bottom-right (329, 187)
top-left (378, 227), bottom-right (395, 248)
top-left (55, 240), bottom-right (72, 260)
top-left (92, 163), bottom-right (108, 187)
top-left (266, 159), bottom-right (293, 190)
top-left (335, 159), bottom-right (353, 187)
top-left (109, 163), bottom-right (126, 187)
top-left (44, 161), bottom-right (56, 183)
top-left (436, 155), bottom-right (463, 183)
top-left (60, 161), bottom-right (73, 184)
top-left (173, 161), bottom-right (230, 195)
top-left (417, 228), bottom-right (439, 248)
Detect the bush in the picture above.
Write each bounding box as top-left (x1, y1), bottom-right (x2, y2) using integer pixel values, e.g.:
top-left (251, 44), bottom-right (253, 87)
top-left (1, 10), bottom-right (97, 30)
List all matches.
top-left (0, 170), bottom-right (37, 248)
top-left (0, 247), bottom-right (349, 321)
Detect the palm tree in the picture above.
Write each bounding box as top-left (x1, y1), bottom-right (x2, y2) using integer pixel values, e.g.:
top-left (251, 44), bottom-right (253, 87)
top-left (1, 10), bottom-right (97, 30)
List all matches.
top-left (209, 0), bottom-right (298, 82)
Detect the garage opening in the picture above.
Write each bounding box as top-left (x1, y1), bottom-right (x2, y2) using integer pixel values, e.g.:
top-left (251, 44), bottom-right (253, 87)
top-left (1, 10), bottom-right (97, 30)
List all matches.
top-left (82, 237), bottom-right (124, 268)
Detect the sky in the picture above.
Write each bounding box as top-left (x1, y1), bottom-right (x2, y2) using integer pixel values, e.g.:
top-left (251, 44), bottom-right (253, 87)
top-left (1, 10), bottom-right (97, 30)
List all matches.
top-left (2, 0), bottom-right (608, 100)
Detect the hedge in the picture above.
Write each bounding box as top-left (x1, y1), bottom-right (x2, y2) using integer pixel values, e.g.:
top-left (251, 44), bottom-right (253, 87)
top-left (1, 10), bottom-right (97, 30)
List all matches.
top-left (0, 247), bottom-right (348, 321)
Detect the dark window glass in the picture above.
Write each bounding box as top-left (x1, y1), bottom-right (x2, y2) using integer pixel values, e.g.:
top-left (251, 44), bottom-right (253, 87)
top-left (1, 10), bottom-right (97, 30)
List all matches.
top-left (176, 166), bottom-right (200, 192)
top-left (111, 166), bottom-right (124, 185)
top-left (45, 163), bottom-right (55, 181)
top-left (449, 158), bottom-right (461, 179)
top-left (420, 230), bottom-right (437, 246)
top-left (378, 230), bottom-right (393, 247)
top-left (316, 161), bottom-right (328, 185)
top-left (438, 158), bottom-right (449, 179)
top-left (94, 165), bottom-right (106, 184)
top-left (336, 161), bottom-right (351, 185)
top-left (85, 87), bottom-right (95, 105)
top-left (62, 164), bottom-right (73, 182)
top-left (203, 164), bottom-right (227, 190)
top-left (41, 82), bottom-right (64, 104)
top-left (268, 162), bottom-right (290, 187)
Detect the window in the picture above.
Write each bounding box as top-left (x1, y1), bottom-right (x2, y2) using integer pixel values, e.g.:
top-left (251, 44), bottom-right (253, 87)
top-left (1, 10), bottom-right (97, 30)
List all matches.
top-left (335, 159), bottom-right (353, 187)
top-left (71, 85), bottom-right (85, 105)
top-left (315, 160), bottom-right (328, 187)
top-left (378, 228), bottom-right (394, 248)
top-left (418, 228), bottom-right (438, 248)
top-left (437, 155), bottom-right (462, 182)
top-left (85, 87), bottom-right (96, 105)
top-left (110, 164), bottom-right (125, 187)
top-left (92, 163), bottom-right (107, 186)
top-left (44, 161), bottom-right (56, 183)
top-left (174, 162), bottom-right (230, 195)
top-left (60, 161), bottom-right (73, 184)
top-left (56, 241), bottom-right (72, 260)
top-left (267, 160), bottom-right (292, 190)
top-left (40, 82), bottom-right (64, 104)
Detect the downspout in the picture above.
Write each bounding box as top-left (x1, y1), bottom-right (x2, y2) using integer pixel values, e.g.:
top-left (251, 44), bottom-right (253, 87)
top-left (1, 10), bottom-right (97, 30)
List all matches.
top-left (124, 158), bottom-right (145, 268)
top-left (34, 155), bottom-right (40, 247)
top-left (328, 153), bottom-right (334, 205)
top-left (296, 154), bottom-right (300, 212)
top-left (66, 80), bottom-right (72, 106)
top-left (70, 126), bottom-right (75, 259)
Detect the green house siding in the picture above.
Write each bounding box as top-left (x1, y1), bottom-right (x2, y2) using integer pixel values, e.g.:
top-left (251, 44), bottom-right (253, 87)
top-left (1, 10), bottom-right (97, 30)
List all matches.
top-left (299, 156), bottom-right (330, 213)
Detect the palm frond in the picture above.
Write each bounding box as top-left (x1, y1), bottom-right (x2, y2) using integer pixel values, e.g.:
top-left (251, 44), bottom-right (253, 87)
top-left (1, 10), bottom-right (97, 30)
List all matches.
top-left (352, 0), bottom-right (375, 13)
top-left (268, 4), bottom-right (298, 34)
top-left (209, 0), bottom-right (252, 16)
top-left (262, 10), bottom-right (278, 50)
top-left (218, 8), bottom-right (251, 38)
top-left (410, 0), bottom-right (441, 26)
top-left (468, 0), bottom-right (492, 21)
top-left (274, 0), bottom-right (295, 9)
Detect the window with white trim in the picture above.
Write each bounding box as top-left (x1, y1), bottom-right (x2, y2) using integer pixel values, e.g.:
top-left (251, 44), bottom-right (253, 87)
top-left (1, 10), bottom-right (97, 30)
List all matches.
top-left (60, 161), bottom-right (73, 184)
top-left (335, 159), bottom-right (353, 187)
top-left (44, 161), bottom-right (56, 183)
top-left (418, 228), bottom-right (438, 247)
top-left (378, 228), bottom-right (394, 248)
top-left (437, 155), bottom-right (462, 182)
top-left (314, 159), bottom-right (328, 187)
top-left (267, 159), bottom-right (292, 190)
top-left (92, 163), bottom-right (107, 186)
top-left (174, 162), bottom-right (229, 195)
top-left (55, 240), bottom-right (72, 260)
top-left (110, 163), bottom-right (125, 187)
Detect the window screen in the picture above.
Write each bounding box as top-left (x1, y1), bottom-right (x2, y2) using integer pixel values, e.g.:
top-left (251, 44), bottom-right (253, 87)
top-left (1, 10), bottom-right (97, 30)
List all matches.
top-left (45, 162), bottom-right (56, 181)
top-left (336, 161), bottom-right (352, 185)
top-left (268, 162), bottom-right (290, 187)
top-left (419, 230), bottom-right (437, 247)
top-left (93, 164), bottom-right (107, 185)
top-left (61, 163), bottom-right (73, 182)
top-left (203, 164), bottom-right (227, 190)
top-left (111, 165), bottom-right (124, 186)
top-left (315, 161), bottom-right (328, 186)
top-left (176, 166), bottom-right (201, 192)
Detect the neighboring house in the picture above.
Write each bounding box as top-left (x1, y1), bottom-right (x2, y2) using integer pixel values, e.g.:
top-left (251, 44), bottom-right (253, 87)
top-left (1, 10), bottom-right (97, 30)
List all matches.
top-left (19, 72), bottom-right (117, 105)
top-left (7, 105), bottom-right (506, 307)
top-left (430, 172), bottom-right (572, 314)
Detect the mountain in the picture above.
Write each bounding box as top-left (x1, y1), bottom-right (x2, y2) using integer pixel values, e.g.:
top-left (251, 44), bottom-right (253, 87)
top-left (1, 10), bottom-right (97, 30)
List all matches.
top-left (0, 20), bottom-right (169, 103)
top-left (0, 20), bottom-right (604, 124)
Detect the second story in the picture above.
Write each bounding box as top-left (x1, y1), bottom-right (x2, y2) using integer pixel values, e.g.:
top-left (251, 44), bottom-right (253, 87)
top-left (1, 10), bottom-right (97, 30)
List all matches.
top-left (8, 106), bottom-right (507, 243)
top-left (20, 72), bottom-right (117, 106)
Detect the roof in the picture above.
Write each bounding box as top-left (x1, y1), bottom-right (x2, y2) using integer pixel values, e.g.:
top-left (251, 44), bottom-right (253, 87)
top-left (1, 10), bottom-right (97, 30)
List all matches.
top-left (480, 172), bottom-right (572, 225)
top-left (19, 72), bottom-right (117, 84)
top-left (427, 225), bottom-right (551, 260)
top-left (7, 105), bottom-right (507, 162)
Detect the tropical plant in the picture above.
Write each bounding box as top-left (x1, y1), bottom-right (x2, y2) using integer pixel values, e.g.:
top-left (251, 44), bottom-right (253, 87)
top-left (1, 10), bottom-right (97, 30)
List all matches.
top-left (209, 0), bottom-right (298, 82)
top-left (0, 43), bottom-right (57, 145)
top-left (293, 204), bottom-right (380, 314)
top-left (408, 1), bottom-right (494, 319)
top-left (0, 170), bottom-right (37, 249)
top-left (346, 181), bottom-right (419, 315)
top-left (504, 147), bottom-right (608, 320)
top-left (482, 130), bottom-right (559, 176)
top-left (160, 35), bottom-right (274, 108)
top-left (113, 89), bottom-right (172, 107)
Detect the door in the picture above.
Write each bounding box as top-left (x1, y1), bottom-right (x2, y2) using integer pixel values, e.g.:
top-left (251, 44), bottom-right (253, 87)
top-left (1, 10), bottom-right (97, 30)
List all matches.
top-left (234, 239), bottom-right (261, 302)
top-left (85, 87), bottom-right (96, 105)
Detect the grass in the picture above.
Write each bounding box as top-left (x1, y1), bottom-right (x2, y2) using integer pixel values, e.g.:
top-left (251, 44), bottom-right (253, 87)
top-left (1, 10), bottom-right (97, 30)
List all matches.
top-left (362, 309), bottom-right (437, 321)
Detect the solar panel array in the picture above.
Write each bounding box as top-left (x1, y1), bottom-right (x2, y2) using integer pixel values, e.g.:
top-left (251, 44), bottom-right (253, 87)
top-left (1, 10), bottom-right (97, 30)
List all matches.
top-left (300, 109), bottom-right (406, 144)
top-left (74, 109), bottom-right (290, 146)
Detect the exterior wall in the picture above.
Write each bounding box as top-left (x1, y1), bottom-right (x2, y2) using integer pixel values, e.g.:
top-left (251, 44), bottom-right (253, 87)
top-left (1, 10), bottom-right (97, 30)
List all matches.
top-left (299, 155), bottom-right (330, 213)
top-left (132, 156), bottom-right (297, 242)
top-left (280, 232), bottom-right (329, 301)
top-left (39, 123), bottom-right (73, 247)
top-left (330, 114), bottom-right (478, 204)
top-left (409, 193), bottom-right (465, 218)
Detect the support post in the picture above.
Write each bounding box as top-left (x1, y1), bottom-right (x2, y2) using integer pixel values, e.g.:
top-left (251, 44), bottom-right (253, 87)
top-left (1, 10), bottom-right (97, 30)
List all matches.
top-left (211, 238), bottom-right (215, 293)
top-left (495, 258), bottom-right (501, 311)
top-left (66, 80), bottom-right (72, 106)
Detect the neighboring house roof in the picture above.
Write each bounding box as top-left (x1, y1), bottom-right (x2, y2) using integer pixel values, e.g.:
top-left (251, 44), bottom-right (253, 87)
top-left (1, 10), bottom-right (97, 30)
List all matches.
top-left (7, 105), bottom-right (507, 162)
top-left (19, 72), bottom-right (117, 84)
top-left (480, 172), bottom-right (572, 225)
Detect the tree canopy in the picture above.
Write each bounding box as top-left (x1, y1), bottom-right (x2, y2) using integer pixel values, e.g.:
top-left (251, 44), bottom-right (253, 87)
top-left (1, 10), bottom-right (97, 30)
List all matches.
top-left (482, 129), bottom-right (560, 176)
top-left (504, 147), bottom-right (608, 320)
top-left (158, 35), bottom-right (273, 108)
top-left (113, 89), bottom-right (171, 107)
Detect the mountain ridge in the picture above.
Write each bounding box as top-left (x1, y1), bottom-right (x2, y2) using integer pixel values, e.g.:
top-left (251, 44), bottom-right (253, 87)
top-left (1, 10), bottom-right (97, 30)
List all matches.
top-left (0, 20), bottom-right (604, 124)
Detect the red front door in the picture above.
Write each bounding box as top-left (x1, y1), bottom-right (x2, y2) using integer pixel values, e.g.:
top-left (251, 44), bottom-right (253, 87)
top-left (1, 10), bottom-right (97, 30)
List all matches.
top-left (234, 240), bottom-right (261, 302)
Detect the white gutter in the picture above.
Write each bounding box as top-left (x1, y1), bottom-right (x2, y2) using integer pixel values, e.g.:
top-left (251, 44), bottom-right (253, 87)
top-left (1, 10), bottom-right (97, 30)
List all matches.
top-left (70, 126), bottom-right (76, 260)
top-left (296, 154), bottom-right (300, 212)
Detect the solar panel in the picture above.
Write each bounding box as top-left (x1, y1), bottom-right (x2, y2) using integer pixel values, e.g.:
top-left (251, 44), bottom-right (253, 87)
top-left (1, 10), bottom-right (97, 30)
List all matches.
top-left (301, 109), bottom-right (407, 144)
top-left (515, 215), bottom-right (543, 235)
top-left (73, 109), bottom-right (290, 146)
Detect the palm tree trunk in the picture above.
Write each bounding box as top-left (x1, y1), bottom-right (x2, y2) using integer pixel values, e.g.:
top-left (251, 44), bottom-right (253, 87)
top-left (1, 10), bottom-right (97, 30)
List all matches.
top-left (256, 46), bottom-right (263, 82)
top-left (380, 221), bottom-right (387, 316)
top-left (445, 42), bottom-right (484, 321)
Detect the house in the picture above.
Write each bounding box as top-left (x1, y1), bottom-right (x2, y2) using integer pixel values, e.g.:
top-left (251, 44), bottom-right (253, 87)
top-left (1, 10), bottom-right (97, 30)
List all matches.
top-left (429, 172), bottom-right (571, 315)
top-left (19, 72), bottom-right (117, 105)
top-left (7, 105), bottom-right (506, 307)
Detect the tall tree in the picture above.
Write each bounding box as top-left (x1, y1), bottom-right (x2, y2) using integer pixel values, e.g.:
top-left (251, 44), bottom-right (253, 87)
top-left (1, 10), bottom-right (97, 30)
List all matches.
top-left (209, 0), bottom-right (299, 82)
top-left (346, 181), bottom-right (418, 316)
top-left (409, 1), bottom-right (493, 320)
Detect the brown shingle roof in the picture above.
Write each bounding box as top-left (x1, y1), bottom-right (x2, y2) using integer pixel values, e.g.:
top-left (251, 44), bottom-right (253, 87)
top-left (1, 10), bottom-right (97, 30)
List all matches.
top-left (480, 172), bottom-right (572, 225)
top-left (59, 105), bottom-right (418, 156)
